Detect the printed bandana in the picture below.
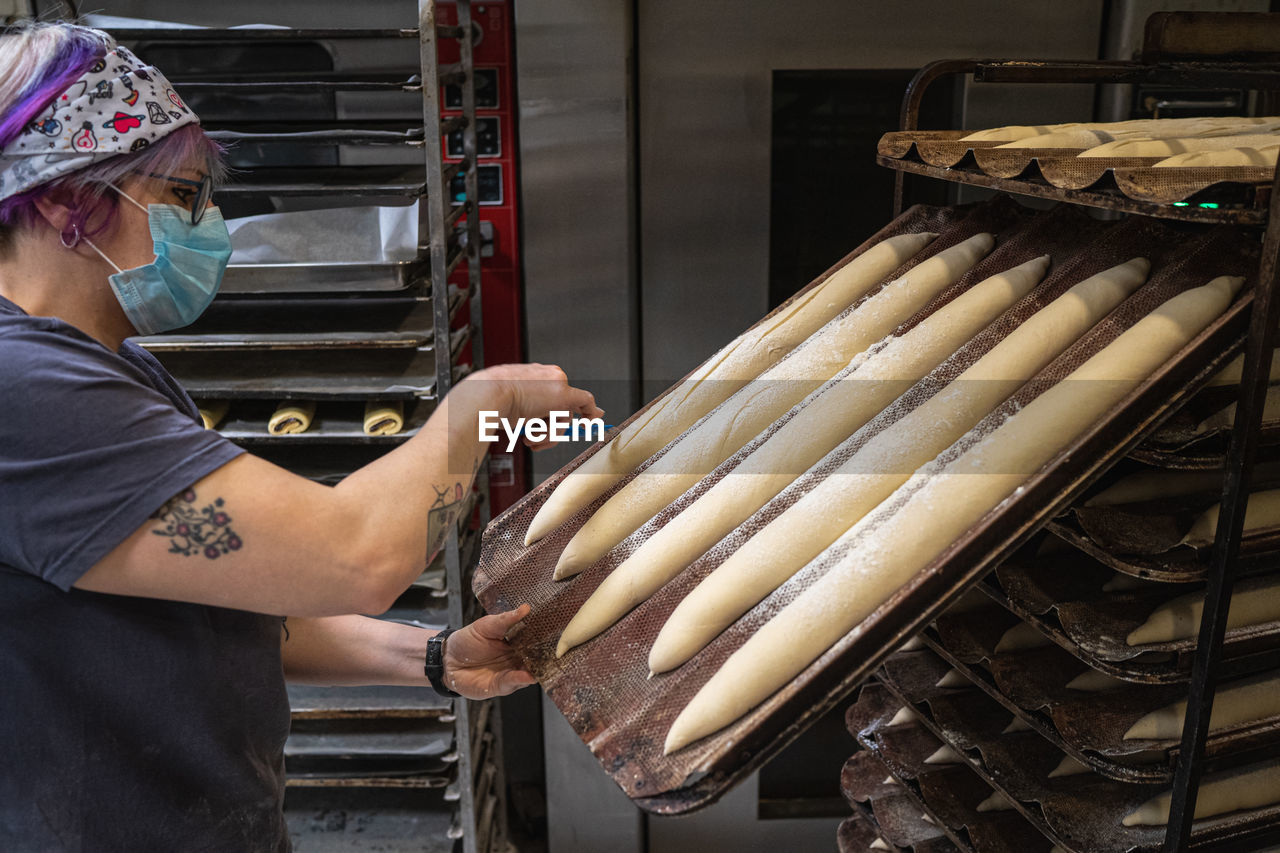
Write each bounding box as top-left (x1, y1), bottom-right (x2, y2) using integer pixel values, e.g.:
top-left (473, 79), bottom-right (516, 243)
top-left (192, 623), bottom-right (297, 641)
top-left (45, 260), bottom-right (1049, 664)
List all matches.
top-left (0, 46), bottom-right (199, 200)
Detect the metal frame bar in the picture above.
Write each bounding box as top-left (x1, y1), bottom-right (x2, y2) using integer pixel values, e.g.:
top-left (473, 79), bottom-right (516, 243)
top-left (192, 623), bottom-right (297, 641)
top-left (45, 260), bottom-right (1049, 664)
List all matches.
top-left (887, 54), bottom-right (1280, 853)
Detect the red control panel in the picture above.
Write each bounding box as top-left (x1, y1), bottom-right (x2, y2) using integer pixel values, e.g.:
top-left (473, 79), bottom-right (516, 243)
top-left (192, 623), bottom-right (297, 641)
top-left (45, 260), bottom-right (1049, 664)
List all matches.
top-left (437, 2), bottom-right (527, 512)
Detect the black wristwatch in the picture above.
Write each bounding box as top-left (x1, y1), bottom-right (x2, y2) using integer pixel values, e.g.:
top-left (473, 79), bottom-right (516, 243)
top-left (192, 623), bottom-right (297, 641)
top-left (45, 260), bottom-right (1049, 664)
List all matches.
top-left (425, 627), bottom-right (461, 698)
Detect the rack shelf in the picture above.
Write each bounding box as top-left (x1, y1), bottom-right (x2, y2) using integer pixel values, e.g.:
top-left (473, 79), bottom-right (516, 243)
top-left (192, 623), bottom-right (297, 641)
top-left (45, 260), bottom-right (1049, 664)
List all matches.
top-left (111, 4), bottom-right (500, 851)
top-left (878, 155), bottom-right (1270, 226)
top-left (848, 27), bottom-right (1280, 852)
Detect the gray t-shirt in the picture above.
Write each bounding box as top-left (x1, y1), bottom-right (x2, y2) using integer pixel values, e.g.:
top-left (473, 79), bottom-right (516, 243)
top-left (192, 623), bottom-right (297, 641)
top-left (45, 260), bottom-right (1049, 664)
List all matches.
top-left (0, 295), bottom-right (291, 851)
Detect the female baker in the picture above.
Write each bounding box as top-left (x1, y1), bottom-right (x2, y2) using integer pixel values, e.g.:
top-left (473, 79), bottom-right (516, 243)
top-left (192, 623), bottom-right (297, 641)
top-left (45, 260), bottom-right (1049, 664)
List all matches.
top-left (0, 21), bottom-right (599, 851)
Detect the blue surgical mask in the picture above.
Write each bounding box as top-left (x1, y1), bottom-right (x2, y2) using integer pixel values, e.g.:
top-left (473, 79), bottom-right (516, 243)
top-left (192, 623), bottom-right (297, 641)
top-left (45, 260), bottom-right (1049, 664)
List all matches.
top-left (84, 187), bottom-right (232, 336)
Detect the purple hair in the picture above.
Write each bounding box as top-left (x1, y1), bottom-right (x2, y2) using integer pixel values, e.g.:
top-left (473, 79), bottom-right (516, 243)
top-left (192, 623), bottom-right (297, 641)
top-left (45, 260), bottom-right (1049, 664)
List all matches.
top-left (0, 22), bottom-right (224, 253)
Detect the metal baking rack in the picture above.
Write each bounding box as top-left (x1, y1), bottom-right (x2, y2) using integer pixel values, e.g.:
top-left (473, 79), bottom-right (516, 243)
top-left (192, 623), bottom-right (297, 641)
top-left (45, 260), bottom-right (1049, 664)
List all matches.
top-left (857, 13), bottom-right (1280, 851)
top-left (111, 4), bottom-right (501, 852)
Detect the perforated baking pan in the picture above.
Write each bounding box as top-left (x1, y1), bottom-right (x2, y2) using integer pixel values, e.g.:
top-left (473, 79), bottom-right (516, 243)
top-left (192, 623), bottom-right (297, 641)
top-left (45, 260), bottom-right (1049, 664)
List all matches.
top-left (874, 650), bottom-right (1280, 852)
top-left (474, 197), bottom-right (1259, 813)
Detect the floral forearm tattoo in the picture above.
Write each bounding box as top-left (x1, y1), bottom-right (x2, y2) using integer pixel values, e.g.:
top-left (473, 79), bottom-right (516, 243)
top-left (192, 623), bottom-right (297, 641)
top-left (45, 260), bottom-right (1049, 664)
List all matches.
top-left (150, 488), bottom-right (243, 559)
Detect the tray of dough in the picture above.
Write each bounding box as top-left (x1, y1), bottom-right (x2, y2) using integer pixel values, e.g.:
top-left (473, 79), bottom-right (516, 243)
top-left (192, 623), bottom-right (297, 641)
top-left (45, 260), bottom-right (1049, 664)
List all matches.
top-left (988, 547), bottom-right (1280, 671)
top-left (846, 686), bottom-right (1061, 853)
top-left (915, 620), bottom-right (1280, 787)
top-left (838, 810), bottom-right (917, 853)
top-left (878, 117), bottom-right (1280, 212)
top-left (844, 769), bottom-right (961, 853)
top-left (473, 194), bottom-right (1260, 813)
top-left (870, 650), bottom-right (1280, 852)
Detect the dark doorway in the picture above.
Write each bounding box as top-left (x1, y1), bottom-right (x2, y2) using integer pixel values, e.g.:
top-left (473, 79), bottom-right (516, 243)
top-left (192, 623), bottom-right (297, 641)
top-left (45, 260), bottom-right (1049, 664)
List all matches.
top-left (769, 70), bottom-right (957, 310)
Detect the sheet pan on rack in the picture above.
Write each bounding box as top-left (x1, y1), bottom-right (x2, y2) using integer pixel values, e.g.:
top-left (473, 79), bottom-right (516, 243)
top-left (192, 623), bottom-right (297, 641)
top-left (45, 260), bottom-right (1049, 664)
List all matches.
top-left (474, 196), bottom-right (1259, 813)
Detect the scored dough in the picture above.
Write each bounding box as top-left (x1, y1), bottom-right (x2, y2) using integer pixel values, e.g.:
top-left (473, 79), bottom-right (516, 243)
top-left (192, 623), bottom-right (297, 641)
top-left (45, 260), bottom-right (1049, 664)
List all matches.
top-left (662, 275), bottom-right (1244, 754)
top-left (196, 399), bottom-right (229, 431)
top-left (1079, 132), bottom-right (1280, 159)
top-left (1182, 488), bottom-right (1280, 547)
top-left (1125, 671), bottom-right (1280, 740)
top-left (994, 118), bottom-right (1280, 150)
top-left (555, 255), bottom-right (1046, 654)
top-left (363, 400), bottom-right (405, 436)
top-left (268, 401), bottom-right (316, 435)
top-left (1123, 762), bottom-right (1280, 826)
top-left (522, 231), bottom-right (938, 546)
top-left (649, 258), bottom-right (1149, 674)
top-left (552, 233), bottom-right (996, 580)
top-left (1155, 145), bottom-right (1280, 168)
top-left (960, 116), bottom-right (1278, 143)
top-left (1127, 574), bottom-right (1280, 646)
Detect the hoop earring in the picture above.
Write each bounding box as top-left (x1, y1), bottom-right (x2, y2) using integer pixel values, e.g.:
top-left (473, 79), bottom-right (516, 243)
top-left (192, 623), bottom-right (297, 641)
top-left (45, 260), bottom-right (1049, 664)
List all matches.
top-left (60, 223), bottom-right (81, 249)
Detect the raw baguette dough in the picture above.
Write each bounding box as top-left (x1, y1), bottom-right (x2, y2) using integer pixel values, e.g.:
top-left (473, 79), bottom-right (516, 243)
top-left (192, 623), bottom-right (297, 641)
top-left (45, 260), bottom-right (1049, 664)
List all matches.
top-left (552, 233), bottom-right (995, 580)
top-left (994, 118), bottom-right (1280, 150)
top-left (1156, 145), bottom-right (1280, 168)
top-left (1126, 575), bottom-right (1280, 645)
top-left (1079, 132), bottom-right (1280, 159)
top-left (1125, 671), bottom-right (1280, 740)
top-left (993, 622), bottom-right (1051, 654)
top-left (663, 275), bottom-right (1243, 754)
top-left (1123, 762), bottom-right (1280, 826)
top-left (1085, 460), bottom-right (1280, 506)
top-left (1049, 756), bottom-right (1093, 778)
top-left (1066, 670), bottom-right (1128, 693)
top-left (268, 401), bottom-right (316, 435)
top-left (197, 399), bottom-right (229, 431)
top-left (363, 400), bottom-right (405, 436)
top-left (976, 791), bottom-right (1016, 812)
top-left (935, 669), bottom-right (970, 688)
top-left (1182, 488), bottom-right (1280, 547)
top-left (960, 116), bottom-right (1277, 144)
top-left (649, 258), bottom-right (1149, 673)
top-left (522, 231), bottom-right (938, 546)
top-left (1206, 350), bottom-right (1280, 387)
top-left (1194, 386), bottom-right (1280, 436)
top-left (555, 256), bottom-right (1045, 654)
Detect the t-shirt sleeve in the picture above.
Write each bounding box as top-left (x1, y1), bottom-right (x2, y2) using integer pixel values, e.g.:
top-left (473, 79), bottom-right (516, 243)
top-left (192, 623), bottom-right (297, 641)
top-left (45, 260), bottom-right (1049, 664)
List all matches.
top-left (0, 327), bottom-right (244, 591)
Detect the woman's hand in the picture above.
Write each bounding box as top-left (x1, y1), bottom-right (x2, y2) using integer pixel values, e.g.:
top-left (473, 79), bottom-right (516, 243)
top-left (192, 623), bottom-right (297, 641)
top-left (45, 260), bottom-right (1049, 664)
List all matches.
top-left (444, 604), bottom-right (538, 699)
top-left (460, 364), bottom-right (604, 450)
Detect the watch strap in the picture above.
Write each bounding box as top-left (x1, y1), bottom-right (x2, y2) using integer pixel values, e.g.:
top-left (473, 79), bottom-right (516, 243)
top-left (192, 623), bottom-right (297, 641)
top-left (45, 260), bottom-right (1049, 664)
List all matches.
top-left (425, 627), bottom-right (461, 698)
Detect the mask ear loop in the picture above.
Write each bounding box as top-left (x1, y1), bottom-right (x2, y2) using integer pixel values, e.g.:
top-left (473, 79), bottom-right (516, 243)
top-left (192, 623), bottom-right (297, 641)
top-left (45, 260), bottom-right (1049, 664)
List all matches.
top-left (71, 183), bottom-right (140, 274)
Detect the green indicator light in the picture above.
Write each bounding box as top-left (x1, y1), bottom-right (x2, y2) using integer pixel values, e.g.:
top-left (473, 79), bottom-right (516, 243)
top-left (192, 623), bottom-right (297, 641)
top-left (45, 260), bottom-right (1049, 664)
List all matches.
top-left (1199, 202), bottom-right (1220, 209)
top-left (1172, 202), bottom-right (1190, 207)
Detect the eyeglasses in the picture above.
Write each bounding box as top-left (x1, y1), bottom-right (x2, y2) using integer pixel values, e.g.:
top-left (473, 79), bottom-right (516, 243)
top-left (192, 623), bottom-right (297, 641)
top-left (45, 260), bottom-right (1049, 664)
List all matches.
top-left (139, 171), bottom-right (214, 225)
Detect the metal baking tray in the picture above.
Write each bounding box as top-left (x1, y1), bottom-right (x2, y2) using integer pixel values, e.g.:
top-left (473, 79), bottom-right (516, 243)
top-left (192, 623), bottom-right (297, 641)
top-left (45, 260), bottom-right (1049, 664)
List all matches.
top-left (874, 650), bottom-right (1280, 852)
top-left (214, 165), bottom-right (432, 199)
top-left (153, 347), bottom-right (437, 401)
top-left (1045, 515), bottom-right (1280, 582)
top-left (207, 399), bottom-right (431, 445)
top-left (220, 259), bottom-right (428, 294)
top-left (474, 196), bottom-right (1260, 813)
top-left (284, 788), bottom-right (459, 853)
top-left (992, 554), bottom-right (1280, 666)
top-left (287, 684), bottom-right (453, 721)
top-left (877, 130), bottom-right (1274, 223)
top-left (847, 684), bottom-right (1060, 853)
top-left (839, 811), bottom-right (900, 853)
top-left (136, 297), bottom-right (435, 350)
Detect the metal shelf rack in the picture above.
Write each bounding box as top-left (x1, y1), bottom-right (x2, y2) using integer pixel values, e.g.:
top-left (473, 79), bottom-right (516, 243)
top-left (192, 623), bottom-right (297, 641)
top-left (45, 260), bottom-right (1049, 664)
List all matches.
top-left (858, 14), bottom-right (1280, 853)
top-left (111, 4), bottom-right (502, 852)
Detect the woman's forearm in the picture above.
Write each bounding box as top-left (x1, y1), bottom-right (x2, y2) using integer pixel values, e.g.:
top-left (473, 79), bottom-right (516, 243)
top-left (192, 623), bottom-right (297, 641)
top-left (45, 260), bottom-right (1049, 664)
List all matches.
top-left (282, 614), bottom-right (435, 687)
